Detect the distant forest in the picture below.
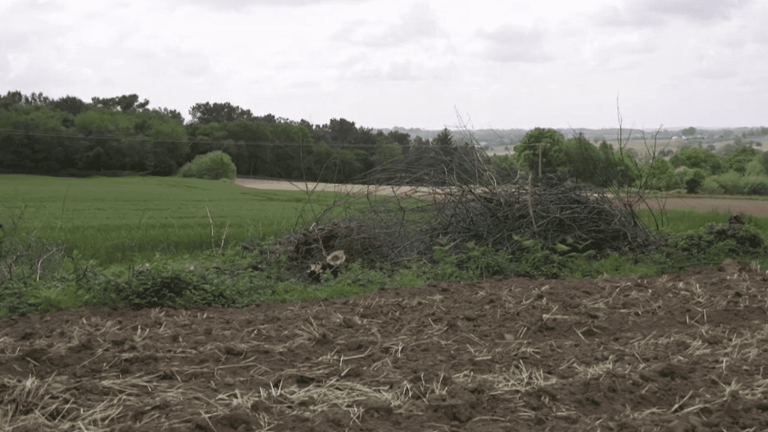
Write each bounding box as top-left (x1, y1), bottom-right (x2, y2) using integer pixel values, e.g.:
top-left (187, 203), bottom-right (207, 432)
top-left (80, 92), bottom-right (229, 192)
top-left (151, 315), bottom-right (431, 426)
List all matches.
top-left (2, 90), bottom-right (768, 194)
top-left (0, 91), bottom-right (466, 183)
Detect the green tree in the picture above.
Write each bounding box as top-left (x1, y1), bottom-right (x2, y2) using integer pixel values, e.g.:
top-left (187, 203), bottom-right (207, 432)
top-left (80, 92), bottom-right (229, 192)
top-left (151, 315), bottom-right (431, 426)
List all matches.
top-left (644, 158), bottom-right (680, 191)
top-left (726, 145), bottom-right (759, 174)
top-left (433, 128), bottom-right (454, 148)
top-left (515, 128), bottom-right (566, 176)
top-left (188, 102), bottom-right (254, 124)
top-left (371, 135), bottom-right (403, 167)
top-left (91, 94), bottom-right (150, 112)
top-left (51, 95), bottom-right (88, 117)
top-left (681, 127), bottom-right (697, 137)
top-left (0, 104), bottom-right (78, 174)
top-left (560, 133), bottom-right (605, 185)
top-left (670, 147), bottom-right (726, 175)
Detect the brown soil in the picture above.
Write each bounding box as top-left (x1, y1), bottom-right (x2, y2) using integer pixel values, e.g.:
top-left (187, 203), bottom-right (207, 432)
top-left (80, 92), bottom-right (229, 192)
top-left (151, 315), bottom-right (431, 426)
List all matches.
top-left (3, 267), bottom-right (768, 431)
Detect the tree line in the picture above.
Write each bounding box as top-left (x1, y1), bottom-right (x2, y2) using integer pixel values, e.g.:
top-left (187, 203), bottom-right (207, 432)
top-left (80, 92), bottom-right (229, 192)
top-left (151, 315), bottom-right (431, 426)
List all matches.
top-left (1, 91), bottom-right (474, 183)
top-left (3, 90), bottom-right (767, 194)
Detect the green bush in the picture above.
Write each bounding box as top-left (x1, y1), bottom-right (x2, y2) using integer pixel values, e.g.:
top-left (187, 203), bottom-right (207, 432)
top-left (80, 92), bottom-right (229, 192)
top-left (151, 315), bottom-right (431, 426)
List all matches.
top-left (743, 176), bottom-right (768, 196)
top-left (745, 161), bottom-right (765, 177)
top-left (684, 168), bottom-right (706, 194)
top-left (672, 222), bottom-right (766, 261)
top-left (112, 267), bottom-right (239, 310)
top-left (701, 178), bottom-right (725, 195)
top-left (705, 171), bottom-right (745, 195)
top-left (178, 150), bottom-right (236, 180)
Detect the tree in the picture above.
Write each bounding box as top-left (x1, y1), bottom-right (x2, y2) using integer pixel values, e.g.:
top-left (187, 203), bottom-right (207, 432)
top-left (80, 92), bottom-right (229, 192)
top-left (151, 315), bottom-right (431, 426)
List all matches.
top-left (560, 133), bottom-right (606, 185)
top-left (0, 104), bottom-right (77, 174)
top-left (188, 102), bottom-right (254, 124)
top-left (681, 127), bottom-right (696, 137)
top-left (515, 128), bottom-right (566, 176)
top-left (726, 145), bottom-right (759, 174)
top-left (51, 95), bottom-right (88, 117)
top-left (670, 147), bottom-right (726, 175)
top-left (433, 128), bottom-right (454, 148)
top-left (91, 94), bottom-right (150, 112)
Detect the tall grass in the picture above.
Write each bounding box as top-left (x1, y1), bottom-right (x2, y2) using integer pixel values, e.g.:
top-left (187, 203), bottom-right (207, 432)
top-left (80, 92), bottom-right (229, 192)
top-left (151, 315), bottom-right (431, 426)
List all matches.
top-left (0, 175), bottom-right (338, 264)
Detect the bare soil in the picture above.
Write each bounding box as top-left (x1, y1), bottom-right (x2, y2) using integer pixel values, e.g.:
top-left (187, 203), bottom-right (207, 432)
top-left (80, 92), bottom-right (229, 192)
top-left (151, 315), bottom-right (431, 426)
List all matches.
top-left (3, 267), bottom-right (768, 431)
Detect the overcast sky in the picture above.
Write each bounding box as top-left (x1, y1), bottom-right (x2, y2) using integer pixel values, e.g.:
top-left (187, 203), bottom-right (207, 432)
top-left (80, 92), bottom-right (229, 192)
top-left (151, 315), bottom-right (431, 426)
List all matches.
top-left (1, 0), bottom-right (766, 130)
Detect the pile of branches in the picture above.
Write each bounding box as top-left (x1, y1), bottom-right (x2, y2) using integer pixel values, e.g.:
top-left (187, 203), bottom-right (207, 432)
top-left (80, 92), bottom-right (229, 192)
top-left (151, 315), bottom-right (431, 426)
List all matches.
top-left (425, 175), bottom-right (649, 254)
top-left (291, 144), bottom-right (650, 272)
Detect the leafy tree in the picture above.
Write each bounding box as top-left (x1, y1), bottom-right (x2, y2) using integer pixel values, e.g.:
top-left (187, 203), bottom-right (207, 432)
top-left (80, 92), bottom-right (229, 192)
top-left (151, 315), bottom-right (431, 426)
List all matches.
top-left (387, 130), bottom-right (412, 155)
top-left (681, 127), bottom-right (697, 137)
top-left (0, 104), bottom-right (78, 174)
top-left (413, 136), bottom-right (430, 146)
top-left (670, 147), bottom-right (726, 175)
top-left (51, 95), bottom-right (88, 117)
top-left (91, 94), bottom-right (150, 112)
top-left (560, 133), bottom-right (606, 185)
top-left (644, 158), bottom-right (680, 191)
top-left (328, 118), bottom-right (359, 143)
top-left (151, 107), bottom-right (184, 122)
top-left (371, 135), bottom-right (403, 167)
top-left (726, 145), bottom-right (759, 174)
top-left (0, 90), bottom-right (24, 109)
top-left (188, 102), bottom-right (254, 124)
top-left (515, 128), bottom-right (566, 176)
top-left (758, 151), bottom-right (768, 175)
top-left (73, 110), bottom-right (187, 174)
top-left (684, 168), bottom-right (707, 194)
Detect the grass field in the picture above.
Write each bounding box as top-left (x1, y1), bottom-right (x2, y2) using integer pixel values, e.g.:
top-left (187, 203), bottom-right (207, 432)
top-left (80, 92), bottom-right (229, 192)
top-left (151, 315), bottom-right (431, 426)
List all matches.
top-left (0, 174), bottom-right (339, 264)
top-left (637, 208), bottom-right (768, 233)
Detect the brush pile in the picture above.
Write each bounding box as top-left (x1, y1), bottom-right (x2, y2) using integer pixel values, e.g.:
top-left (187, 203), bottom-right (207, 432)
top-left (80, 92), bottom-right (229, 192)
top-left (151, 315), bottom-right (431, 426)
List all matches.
top-left (287, 146), bottom-right (650, 274)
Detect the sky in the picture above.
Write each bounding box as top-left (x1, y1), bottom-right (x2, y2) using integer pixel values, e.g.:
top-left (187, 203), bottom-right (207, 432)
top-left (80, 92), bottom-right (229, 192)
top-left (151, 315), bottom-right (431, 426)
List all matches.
top-left (1, 0), bottom-right (766, 130)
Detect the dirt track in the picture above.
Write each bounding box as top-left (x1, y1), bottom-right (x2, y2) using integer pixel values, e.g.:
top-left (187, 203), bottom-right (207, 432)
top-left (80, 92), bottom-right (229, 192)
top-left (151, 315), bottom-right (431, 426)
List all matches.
top-left (234, 179), bottom-right (768, 216)
top-left (3, 267), bottom-right (768, 431)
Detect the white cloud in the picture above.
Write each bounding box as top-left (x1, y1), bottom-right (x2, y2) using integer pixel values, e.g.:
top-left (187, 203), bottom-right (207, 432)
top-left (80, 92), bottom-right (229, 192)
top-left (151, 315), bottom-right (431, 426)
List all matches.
top-left (0, 0), bottom-right (765, 129)
top-left (339, 2), bottom-right (440, 48)
top-left (596, 0), bottom-right (753, 27)
top-left (476, 26), bottom-right (553, 63)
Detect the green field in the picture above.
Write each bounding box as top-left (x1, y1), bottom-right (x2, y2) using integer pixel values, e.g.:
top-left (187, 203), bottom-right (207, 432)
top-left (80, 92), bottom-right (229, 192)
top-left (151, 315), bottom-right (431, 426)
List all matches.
top-left (0, 175), bottom-right (339, 264)
top-left (637, 208), bottom-right (768, 233)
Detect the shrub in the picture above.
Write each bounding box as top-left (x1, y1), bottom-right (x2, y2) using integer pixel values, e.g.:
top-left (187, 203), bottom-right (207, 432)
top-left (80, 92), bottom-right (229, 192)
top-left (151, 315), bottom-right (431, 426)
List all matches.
top-left (684, 168), bottom-right (706, 194)
top-left (705, 171), bottom-right (745, 195)
top-left (701, 178), bottom-right (724, 195)
top-left (115, 267), bottom-right (239, 310)
top-left (745, 161), bottom-right (765, 177)
top-left (672, 222), bottom-right (766, 261)
top-left (743, 176), bottom-right (768, 196)
top-left (179, 151), bottom-right (236, 180)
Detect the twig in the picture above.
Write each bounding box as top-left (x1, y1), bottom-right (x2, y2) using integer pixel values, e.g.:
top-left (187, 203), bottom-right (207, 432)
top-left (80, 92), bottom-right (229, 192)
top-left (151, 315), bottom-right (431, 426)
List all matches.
top-left (205, 206), bottom-right (215, 250)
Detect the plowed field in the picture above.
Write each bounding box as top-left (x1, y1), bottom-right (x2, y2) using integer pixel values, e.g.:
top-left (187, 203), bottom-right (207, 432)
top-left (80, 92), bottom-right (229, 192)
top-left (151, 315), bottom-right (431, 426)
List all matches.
top-left (2, 267), bottom-right (768, 431)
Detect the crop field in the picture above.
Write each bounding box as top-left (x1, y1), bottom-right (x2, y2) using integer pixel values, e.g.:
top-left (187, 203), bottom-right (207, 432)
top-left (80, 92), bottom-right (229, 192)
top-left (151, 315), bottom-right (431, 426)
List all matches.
top-left (0, 175), bottom-right (339, 264)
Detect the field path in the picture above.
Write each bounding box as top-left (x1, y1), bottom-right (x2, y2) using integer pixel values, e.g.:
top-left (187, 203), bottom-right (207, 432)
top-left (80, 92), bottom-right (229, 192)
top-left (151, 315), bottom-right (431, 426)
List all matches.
top-left (235, 178), bottom-right (768, 216)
